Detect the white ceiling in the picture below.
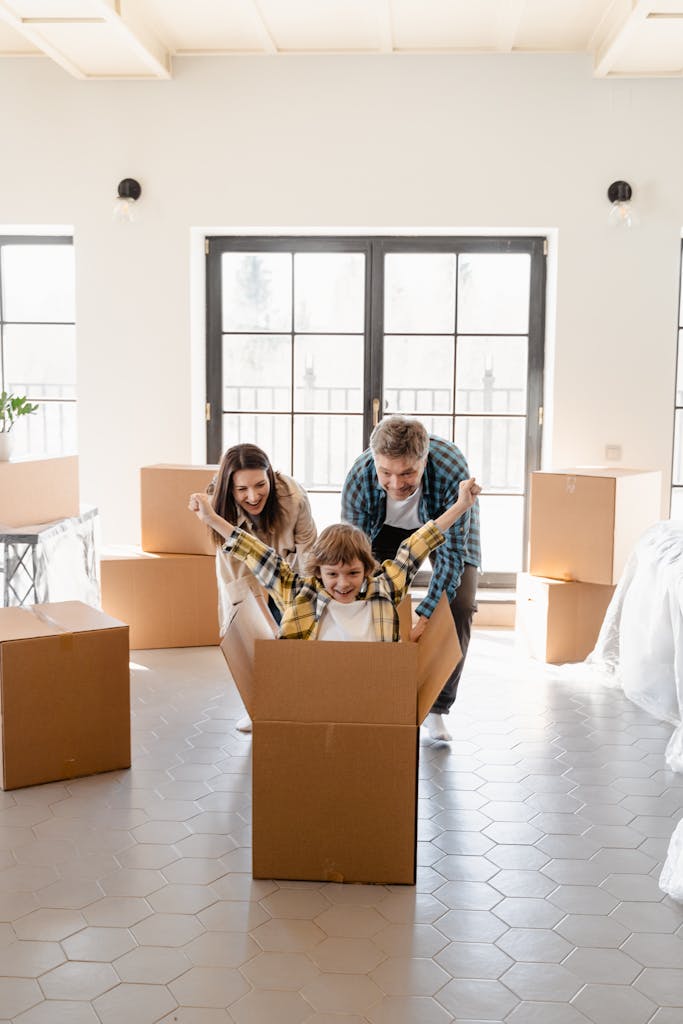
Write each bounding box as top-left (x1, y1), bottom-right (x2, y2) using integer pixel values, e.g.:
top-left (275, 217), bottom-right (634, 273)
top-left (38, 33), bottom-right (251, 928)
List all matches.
top-left (0, 0), bottom-right (682, 80)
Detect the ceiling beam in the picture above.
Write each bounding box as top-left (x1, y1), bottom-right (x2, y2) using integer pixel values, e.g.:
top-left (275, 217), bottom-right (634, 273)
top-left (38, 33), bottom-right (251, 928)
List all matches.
top-left (591, 0), bottom-right (651, 77)
top-left (496, 0), bottom-right (526, 52)
top-left (375, 0), bottom-right (394, 53)
top-left (244, 0), bottom-right (277, 54)
top-left (0, 0), bottom-right (170, 78)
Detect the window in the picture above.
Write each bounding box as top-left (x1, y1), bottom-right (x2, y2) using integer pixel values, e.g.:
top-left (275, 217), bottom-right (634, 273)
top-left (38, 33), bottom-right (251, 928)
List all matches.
top-left (0, 236), bottom-right (76, 457)
top-left (207, 236), bottom-right (546, 584)
top-left (672, 248), bottom-right (683, 518)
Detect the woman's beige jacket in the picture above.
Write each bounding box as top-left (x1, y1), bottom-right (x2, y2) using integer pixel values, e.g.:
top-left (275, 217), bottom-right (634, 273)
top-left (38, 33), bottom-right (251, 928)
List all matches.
top-left (215, 472), bottom-right (317, 635)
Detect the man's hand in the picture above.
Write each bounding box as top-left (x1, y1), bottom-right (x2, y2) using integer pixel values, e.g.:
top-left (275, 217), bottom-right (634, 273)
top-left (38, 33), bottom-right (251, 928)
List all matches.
top-left (458, 477), bottom-right (481, 509)
top-left (410, 615), bottom-right (428, 643)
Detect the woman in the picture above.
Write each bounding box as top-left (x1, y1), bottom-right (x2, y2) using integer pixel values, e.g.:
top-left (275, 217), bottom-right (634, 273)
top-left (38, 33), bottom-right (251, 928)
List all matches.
top-left (207, 443), bottom-right (317, 730)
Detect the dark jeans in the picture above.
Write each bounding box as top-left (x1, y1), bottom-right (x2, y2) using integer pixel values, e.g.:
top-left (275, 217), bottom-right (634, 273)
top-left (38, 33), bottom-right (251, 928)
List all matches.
top-left (373, 524), bottom-right (478, 714)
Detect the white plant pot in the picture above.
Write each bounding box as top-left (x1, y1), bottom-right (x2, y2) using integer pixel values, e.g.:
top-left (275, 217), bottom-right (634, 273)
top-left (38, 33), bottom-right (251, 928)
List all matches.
top-left (0, 432), bottom-right (13, 462)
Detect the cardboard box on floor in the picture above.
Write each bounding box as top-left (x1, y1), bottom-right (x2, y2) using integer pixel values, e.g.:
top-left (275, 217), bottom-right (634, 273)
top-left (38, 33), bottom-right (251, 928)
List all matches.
top-left (221, 589), bottom-right (461, 885)
top-left (0, 455), bottom-right (79, 528)
top-left (100, 547), bottom-right (219, 649)
top-left (515, 571), bottom-right (615, 664)
top-left (0, 602), bottom-right (130, 790)
top-left (140, 464), bottom-right (217, 555)
top-left (529, 468), bottom-right (662, 586)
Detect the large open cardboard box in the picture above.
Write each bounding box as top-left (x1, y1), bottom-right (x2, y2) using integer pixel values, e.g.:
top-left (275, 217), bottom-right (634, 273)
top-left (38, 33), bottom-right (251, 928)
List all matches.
top-left (0, 455), bottom-right (79, 528)
top-left (529, 468), bottom-right (662, 585)
top-left (221, 590), bottom-right (461, 885)
top-left (140, 464), bottom-right (217, 555)
top-left (515, 572), bottom-right (615, 664)
top-left (100, 547), bottom-right (219, 649)
top-left (0, 602), bottom-right (130, 790)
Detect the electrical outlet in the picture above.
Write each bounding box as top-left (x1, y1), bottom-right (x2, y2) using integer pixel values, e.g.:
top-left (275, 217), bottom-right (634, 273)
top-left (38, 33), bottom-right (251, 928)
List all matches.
top-left (605, 444), bottom-right (622, 461)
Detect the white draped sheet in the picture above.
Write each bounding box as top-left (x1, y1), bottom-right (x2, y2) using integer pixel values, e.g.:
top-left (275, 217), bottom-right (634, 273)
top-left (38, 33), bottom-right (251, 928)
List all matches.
top-left (586, 520), bottom-right (683, 898)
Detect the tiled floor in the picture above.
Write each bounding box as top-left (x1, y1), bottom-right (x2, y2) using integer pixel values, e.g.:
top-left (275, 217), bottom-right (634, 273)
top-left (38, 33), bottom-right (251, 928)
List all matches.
top-left (0, 629), bottom-right (682, 1023)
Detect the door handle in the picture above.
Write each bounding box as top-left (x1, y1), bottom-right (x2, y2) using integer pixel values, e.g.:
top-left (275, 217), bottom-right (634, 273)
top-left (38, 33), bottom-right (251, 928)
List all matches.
top-left (372, 397), bottom-right (380, 427)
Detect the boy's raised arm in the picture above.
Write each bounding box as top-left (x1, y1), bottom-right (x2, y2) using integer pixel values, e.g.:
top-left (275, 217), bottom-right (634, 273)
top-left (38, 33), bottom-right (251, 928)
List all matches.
top-left (433, 478), bottom-right (481, 536)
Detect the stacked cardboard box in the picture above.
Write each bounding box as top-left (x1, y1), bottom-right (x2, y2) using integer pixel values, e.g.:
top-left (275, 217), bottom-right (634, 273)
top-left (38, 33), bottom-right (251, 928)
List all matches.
top-left (100, 465), bottom-right (220, 649)
top-left (0, 455), bottom-right (80, 528)
top-left (517, 468), bottom-right (662, 663)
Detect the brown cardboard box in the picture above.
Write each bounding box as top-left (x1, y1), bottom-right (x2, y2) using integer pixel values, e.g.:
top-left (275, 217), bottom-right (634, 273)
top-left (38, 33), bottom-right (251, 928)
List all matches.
top-left (0, 601), bottom-right (130, 790)
top-left (0, 455), bottom-right (79, 527)
top-left (529, 468), bottom-right (662, 585)
top-left (100, 547), bottom-right (219, 649)
top-left (515, 572), bottom-right (615, 664)
top-left (220, 590), bottom-right (461, 885)
top-left (141, 464), bottom-right (217, 555)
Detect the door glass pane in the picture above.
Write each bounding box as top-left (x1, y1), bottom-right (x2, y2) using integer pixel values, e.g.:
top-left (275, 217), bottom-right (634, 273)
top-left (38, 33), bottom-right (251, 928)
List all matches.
top-left (455, 415), bottom-right (525, 492)
top-left (294, 336), bottom-right (363, 412)
top-left (384, 336), bottom-right (454, 413)
top-left (671, 487), bottom-right (683, 520)
top-left (4, 325), bottom-right (77, 399)
top-left (221, 252), bottom-right (292, 332)
top-left (294, 253), bottom-right (364, 333)
top-left (479, 495), bottom-right (524, 572)
top-left (2, 245), bottom-right (75, 323)
top-left (456, 337), bottom-right (528, 414)
top-left (457, 253), bottom-right (530, 333)
top-left (222, 334), bottom-right (290, 411)
top-left (385, 253), bottom-right (456, 333)
top-left (293, 414), bottom-right (363, 490)
top-left (222, 413), bottom-right (292, 473)
top-left (11, 402), bottom-right (77, 458)
top-left (677, 330), bottom-right (683, 403)
top-left (306, 490), bottom-right (343, 532)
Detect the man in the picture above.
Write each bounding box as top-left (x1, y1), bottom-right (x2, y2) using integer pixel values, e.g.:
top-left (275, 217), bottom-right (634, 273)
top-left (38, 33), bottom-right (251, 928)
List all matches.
top-left (342, 415), bottom-right (481, 741)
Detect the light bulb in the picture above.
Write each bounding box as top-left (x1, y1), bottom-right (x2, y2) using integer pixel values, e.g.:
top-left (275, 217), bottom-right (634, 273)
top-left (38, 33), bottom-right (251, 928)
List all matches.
top-left (112, 196), bottom-right (137, 223)
top-left (608, 200), bottom-right (634, 228)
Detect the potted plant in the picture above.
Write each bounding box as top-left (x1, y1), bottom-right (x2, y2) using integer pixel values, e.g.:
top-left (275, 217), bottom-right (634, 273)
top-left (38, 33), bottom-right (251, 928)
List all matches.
top-left (0, 391), bottom-right (40, 461)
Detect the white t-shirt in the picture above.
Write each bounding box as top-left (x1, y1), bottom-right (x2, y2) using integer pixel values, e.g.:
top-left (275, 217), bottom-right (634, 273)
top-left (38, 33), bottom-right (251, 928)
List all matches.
top-left (385, 486), bottom-right (423, 530)
top-left (318, 600), bottom-right (375, 642)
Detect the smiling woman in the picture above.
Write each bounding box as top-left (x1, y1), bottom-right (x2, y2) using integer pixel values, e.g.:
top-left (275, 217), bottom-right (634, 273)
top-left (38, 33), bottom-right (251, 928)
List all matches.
top-left (208, 443), bottom-right (318, 626)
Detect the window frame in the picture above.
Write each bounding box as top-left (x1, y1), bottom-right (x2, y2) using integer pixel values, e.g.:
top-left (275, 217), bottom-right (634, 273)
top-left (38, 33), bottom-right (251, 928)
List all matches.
top-left (0, 233), bottom-right (76, 455)
top-left (206, 234), bottom-right (546, 587)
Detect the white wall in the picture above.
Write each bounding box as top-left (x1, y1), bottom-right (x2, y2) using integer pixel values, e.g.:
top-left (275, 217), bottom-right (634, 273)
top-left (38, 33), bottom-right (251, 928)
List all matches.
top-left (0, 54), bottom-right (679, 543)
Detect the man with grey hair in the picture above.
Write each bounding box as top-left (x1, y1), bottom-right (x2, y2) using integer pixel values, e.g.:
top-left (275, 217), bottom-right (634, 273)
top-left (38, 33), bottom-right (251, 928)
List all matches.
top-left (342, 415), bottom-right (481, 741)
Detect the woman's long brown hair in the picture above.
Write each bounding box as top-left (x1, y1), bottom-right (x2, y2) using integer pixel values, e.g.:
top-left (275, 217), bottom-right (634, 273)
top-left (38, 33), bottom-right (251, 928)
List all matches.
top-left (209, 443), bottom-right (281, 546)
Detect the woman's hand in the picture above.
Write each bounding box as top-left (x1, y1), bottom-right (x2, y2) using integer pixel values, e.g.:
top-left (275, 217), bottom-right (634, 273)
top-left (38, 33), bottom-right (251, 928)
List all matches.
top-left (189, 492), bottom-right (216, 524)
top-left (189, 492), bottom-right (236, 541)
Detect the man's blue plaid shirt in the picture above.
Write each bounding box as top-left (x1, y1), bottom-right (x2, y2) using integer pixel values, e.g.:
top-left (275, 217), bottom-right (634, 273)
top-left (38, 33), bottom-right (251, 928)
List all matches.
top-left (341, 435), bottom-right (481, 619)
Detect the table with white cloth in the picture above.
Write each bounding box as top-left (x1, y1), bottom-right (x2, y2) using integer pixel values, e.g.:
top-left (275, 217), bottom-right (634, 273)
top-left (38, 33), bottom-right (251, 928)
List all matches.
top-left (586, 519), bottom-right (683, 898)
top-left (0, 505), bottom-right (99, 609)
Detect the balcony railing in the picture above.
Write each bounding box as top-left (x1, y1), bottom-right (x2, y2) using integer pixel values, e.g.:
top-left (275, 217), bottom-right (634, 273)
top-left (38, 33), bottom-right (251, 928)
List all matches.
top-left (224, 384), bottom-right (524, 490)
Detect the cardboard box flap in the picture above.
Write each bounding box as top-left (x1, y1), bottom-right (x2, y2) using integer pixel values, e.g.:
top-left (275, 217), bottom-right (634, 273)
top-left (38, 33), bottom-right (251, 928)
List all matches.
top-left (219, 590), bottom-right (277, 716)
top-left (416, 593), bottom-right (462, 725)
top-left (254, 641), bottom-right (418, 725)
top-left (0, 607), bottom-right (61, 643)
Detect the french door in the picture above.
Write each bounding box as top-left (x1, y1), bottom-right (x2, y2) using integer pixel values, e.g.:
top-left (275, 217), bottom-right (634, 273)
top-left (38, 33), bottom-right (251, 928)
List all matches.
top-left (206, 236), bottom-right (546, 584)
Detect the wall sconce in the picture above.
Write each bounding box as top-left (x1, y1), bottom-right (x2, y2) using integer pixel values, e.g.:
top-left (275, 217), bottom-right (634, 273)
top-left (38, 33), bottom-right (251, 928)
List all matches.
top-left (113, 178), bottom-right (142, 223)
top-left (607, 180), bottom-right (636, 228)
